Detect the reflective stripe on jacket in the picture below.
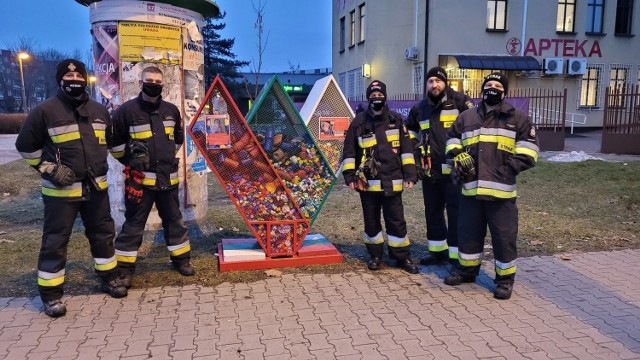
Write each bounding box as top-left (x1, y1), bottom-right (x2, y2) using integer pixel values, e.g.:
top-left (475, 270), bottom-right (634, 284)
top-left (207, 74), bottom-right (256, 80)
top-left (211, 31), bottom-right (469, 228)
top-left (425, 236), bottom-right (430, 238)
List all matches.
top-left (446, 101), bottom-right (539, 200)
top-left (15, 90), bottom-right (112, 199)
top-left (111, 93), bottom-right (184, 189)
top-left (341, 106), bottom-right (417, 195)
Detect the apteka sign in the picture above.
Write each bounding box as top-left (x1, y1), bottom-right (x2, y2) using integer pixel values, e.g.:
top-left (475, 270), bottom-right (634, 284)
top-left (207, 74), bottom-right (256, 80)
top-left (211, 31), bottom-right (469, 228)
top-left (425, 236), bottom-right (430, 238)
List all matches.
top-left (523, 38), bottom-right (602, 57)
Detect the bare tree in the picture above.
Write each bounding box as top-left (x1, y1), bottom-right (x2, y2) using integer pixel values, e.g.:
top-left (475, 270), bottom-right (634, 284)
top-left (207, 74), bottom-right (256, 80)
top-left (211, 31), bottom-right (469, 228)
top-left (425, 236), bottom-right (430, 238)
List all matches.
top-left (244, 0), bottom-right (270, 101)
top-left (287, 61), bottom-right (300, 74)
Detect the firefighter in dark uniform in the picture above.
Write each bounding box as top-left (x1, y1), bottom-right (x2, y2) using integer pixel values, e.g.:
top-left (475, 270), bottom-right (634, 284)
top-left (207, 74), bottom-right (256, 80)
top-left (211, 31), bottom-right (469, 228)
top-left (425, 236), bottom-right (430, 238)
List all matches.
top-left (15, 59), bottom-right (128, 318)
top-left (443, 73), bottom-right (539, 299)
top-left (341, 80), bottom-right (419, 274)
top-left (111, 66), bottom-right (193, 288)
top-left (405, 67), bottom-right (474, 266)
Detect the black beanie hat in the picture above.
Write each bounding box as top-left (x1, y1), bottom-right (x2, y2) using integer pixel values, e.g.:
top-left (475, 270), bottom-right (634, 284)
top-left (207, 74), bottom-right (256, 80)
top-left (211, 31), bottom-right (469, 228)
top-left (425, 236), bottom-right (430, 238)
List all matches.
top-left (426, 67), bottom-right (448, 83)
top-left (482, 72), bottom-right (509, 95)
top-left (55, 59), bottom-right (88, 83)
top-left (366, 80), bottom-right (387, 99)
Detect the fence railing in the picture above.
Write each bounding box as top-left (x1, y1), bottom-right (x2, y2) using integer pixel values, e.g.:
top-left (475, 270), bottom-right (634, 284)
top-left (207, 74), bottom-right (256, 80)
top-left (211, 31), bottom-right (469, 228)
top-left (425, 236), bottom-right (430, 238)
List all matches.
top-left (603, 85), bottom-right (640, 135)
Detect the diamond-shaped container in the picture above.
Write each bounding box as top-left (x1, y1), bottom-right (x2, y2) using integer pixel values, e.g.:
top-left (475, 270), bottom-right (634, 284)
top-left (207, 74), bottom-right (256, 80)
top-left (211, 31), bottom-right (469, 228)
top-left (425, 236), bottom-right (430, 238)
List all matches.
top-left (187, 76), bottom-right (309, 257)
top-left (299, 75), bottom-right (355, 176)
top-left (245, 76), bottom-right (336, 226)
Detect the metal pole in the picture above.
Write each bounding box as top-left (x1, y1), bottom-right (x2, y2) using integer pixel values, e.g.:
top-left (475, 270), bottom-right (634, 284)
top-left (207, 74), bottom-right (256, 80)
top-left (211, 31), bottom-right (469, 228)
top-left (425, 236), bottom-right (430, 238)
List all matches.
top-left (19, 57), bottom-right (27, 112)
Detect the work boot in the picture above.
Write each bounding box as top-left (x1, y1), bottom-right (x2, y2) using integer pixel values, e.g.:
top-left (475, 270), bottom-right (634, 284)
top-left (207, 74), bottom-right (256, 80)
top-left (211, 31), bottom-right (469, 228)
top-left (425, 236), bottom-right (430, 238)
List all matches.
top-left (101, 278), bottom-right (128, 298)
top-left (494, 283), bottom-right (514, 300)
top-left (172, 261), bottom-right (196, 276)
top-left (397, 259), bottom-right (419, 274)
top-left (420, 251), bottom-right (448, 266)
top-left (367, 257), bottom-right (382, 271)
top-left (42, 299), bottom-right (66, 318)
top-left (444, 272), bottom-right (476, 286)
top-left (119, 273), bottom-right (133, 289)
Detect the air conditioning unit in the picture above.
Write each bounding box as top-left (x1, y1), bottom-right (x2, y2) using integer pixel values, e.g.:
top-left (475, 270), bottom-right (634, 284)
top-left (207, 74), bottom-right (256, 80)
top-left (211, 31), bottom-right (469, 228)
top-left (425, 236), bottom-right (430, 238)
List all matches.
top-left (404, 47), bottom-right (419, 61)
top-left (543, 58), bottom-right (564, 75)
top-left (566, 58), bottom-right (587, 75)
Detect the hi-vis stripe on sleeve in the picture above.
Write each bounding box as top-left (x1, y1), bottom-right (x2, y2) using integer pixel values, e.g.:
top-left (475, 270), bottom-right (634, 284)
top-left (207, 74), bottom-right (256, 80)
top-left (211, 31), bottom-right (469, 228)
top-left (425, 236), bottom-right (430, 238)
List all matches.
top-left (401, 153), bottom-right (415, 165)
top-left (116, 249), bottom-right (137, 263)
top-left (515, 141), bottom-right (539, 161)
top-left (342, 157), bottom-right (356, 171)
top-left (168, 241), bottom-right (191, 256)
top-left (129, 124), bottom-right (153, 139)
top-left (140, 171), bottom-right (179, 186)
top-left (445, 138), bottom-right (463, 154)
top-left (495, 259), bottom-right (517, 276)
top-left (459, 251), bottom-right (482, 267)
top-left (20, 149), bottom-right (42, 166)
top-left (48, 124), bottom-right (80, 143)
top-left (37, 269), bottom-right (65, 287)
top-left (110, 144), bottom-right (126, 158)
top-left (363, 231), bottom-right (384, 245)
top-left (94, 256), bottom-right (117, 271)
top-left (408, 130), bottom-right (418, 139)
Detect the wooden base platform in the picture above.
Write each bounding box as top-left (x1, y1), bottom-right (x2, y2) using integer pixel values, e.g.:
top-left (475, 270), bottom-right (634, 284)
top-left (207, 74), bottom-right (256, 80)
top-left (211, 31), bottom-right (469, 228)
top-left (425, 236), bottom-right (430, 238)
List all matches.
top-left (218, 234), bottom-right (343, 272)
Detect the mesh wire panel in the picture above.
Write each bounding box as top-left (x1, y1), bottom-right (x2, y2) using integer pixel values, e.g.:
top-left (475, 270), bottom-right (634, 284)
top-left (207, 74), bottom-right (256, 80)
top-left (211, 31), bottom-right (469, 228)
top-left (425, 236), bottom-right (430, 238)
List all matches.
top-left (306, 80), bottom-right (354, 175)
top-left (247, 77), bottom-right (336, 225)
top-left (187, 77), bottom-right (309, 257)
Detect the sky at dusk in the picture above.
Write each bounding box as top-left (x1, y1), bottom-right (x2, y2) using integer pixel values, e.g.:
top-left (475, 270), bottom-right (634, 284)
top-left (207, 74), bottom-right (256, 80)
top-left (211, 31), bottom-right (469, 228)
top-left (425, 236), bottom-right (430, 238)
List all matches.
top-left (0, 0), bottom-right (332, 73)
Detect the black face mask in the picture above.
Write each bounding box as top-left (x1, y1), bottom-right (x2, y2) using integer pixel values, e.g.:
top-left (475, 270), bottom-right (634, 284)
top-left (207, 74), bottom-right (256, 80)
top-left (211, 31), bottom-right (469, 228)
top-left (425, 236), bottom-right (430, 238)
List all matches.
top-left (482, 88), bottom-right (504, 106)
top-left (369, 98), bottom-right (385, 111)
top-left (142, 82), bottom-right (163, 97)
top-left (61, 80), bottom-right (86, 98)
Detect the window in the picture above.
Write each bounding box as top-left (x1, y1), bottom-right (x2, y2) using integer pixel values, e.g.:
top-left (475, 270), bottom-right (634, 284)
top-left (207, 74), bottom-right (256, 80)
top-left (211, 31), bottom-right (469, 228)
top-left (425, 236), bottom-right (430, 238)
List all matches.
top-left (413, 63), bottom-right (424, 95)
top-left (579, 64), bottom-right (604, 108)
top-left (358, 4), bottom-right (366, 43)
top-left (487, 0), bottom-right (508, 30)
top-left (586, 0), bottom-right (605, 33)
top-left (349, 10), bottom-right (356, 47)
top-left (557, 0), bottom-right (576, 32)
top-left (339, 17), bottom-right (346, 52)
top-left (338, 72), bottom-right (346, 95)
top-left (609, 64), bottom-right (632, 107)
top-left (615, 0), bottom-right (634, 35)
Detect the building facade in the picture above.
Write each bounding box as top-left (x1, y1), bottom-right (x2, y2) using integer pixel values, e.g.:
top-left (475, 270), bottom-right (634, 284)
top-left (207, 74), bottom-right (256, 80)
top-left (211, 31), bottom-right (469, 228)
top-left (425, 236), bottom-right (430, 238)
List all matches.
top-left (332, 0), bottom-right (639, 127)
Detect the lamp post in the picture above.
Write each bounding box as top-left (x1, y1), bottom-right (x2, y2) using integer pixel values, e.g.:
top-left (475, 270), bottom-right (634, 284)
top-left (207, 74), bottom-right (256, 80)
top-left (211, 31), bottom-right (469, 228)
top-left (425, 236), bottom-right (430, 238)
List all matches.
top-left (17, 52), bottom-right (30, 112)
top-left (88, 75), bottom-right (97, 100)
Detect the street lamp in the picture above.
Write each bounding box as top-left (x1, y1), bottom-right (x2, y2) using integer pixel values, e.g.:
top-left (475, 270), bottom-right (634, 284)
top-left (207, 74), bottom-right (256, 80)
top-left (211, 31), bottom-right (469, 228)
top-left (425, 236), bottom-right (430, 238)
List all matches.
top-left (88, 75), bottom-right (97, 99)
top-left (17, 52), bottom-right (30, 112)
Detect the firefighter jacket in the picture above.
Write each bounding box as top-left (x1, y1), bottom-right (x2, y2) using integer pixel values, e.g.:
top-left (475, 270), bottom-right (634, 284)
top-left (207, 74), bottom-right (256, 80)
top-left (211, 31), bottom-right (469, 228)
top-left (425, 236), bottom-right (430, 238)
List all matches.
top-left (445, 101), bottom-right (539, 201)
top-left (111, 93), bottom-right (184, 190)
top-left (15, 90), bottom-right (111, 199)
top-left (406, 87), bottom-right (474, 179)
top-left (341, 106), bottom-right (417, 195)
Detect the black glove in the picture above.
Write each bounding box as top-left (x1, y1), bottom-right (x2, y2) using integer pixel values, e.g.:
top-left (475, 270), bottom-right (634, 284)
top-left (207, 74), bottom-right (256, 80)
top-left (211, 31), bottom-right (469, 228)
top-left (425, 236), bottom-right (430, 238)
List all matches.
top-left (453, 152), bottom-right (476, 178)
top-left (129, 140), bottom-right (150, 171)
top-left (450, 161), bottom-right (464, 185)
top-left (123, 166), bottom-right (145, 204)
top-left (38, 161), bottom-right (76, 187)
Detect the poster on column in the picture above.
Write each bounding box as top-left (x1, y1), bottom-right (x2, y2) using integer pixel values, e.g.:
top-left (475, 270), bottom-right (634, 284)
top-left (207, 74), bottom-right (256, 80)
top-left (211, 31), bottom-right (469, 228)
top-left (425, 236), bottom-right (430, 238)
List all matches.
top-left (182, 30), bottom-right (207, 174)
top-left (92, 22), bottom-right (120, 112)
top-left (118, 21), bottom-right (182, 64)
top-left (120, 62), bottom-right (182, 108)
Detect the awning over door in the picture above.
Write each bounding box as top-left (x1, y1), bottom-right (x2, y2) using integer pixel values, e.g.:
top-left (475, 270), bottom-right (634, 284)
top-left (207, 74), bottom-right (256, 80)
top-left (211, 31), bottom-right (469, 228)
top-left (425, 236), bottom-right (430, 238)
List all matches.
top-left (446, 55), bottom-right (540, 71)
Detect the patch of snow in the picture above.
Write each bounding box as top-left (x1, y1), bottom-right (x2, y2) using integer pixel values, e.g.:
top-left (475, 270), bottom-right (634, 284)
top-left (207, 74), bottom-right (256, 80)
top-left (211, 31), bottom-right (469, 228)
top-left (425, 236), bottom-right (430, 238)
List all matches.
top-left (546, 151), bottom-right (605, 162)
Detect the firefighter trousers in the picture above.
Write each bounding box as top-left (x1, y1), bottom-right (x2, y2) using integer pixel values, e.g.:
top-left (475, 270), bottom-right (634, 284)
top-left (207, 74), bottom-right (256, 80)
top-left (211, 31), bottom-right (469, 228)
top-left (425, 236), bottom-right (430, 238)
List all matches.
top-left (422, 177), bottom-right (459, 259)
top-left (39, 190), bottom-right (118, 302)
top-left (456, 195), bottom-right (518, 285)
top-left (359, 191), bottom-right (411, 261)
top-left (115, 187), bottom-right (189, 275)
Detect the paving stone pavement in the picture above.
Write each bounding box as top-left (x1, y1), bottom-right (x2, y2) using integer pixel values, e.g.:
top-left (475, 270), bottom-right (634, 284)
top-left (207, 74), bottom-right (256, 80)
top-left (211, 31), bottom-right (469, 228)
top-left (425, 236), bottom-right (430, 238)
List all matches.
top-left (1, 249), bottom-right (639, 359)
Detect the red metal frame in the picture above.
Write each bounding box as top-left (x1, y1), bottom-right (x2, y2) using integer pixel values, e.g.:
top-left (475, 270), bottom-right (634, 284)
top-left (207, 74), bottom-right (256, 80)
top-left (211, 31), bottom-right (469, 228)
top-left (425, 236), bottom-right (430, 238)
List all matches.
top-left (187, 76), bottom-right (310, 257)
